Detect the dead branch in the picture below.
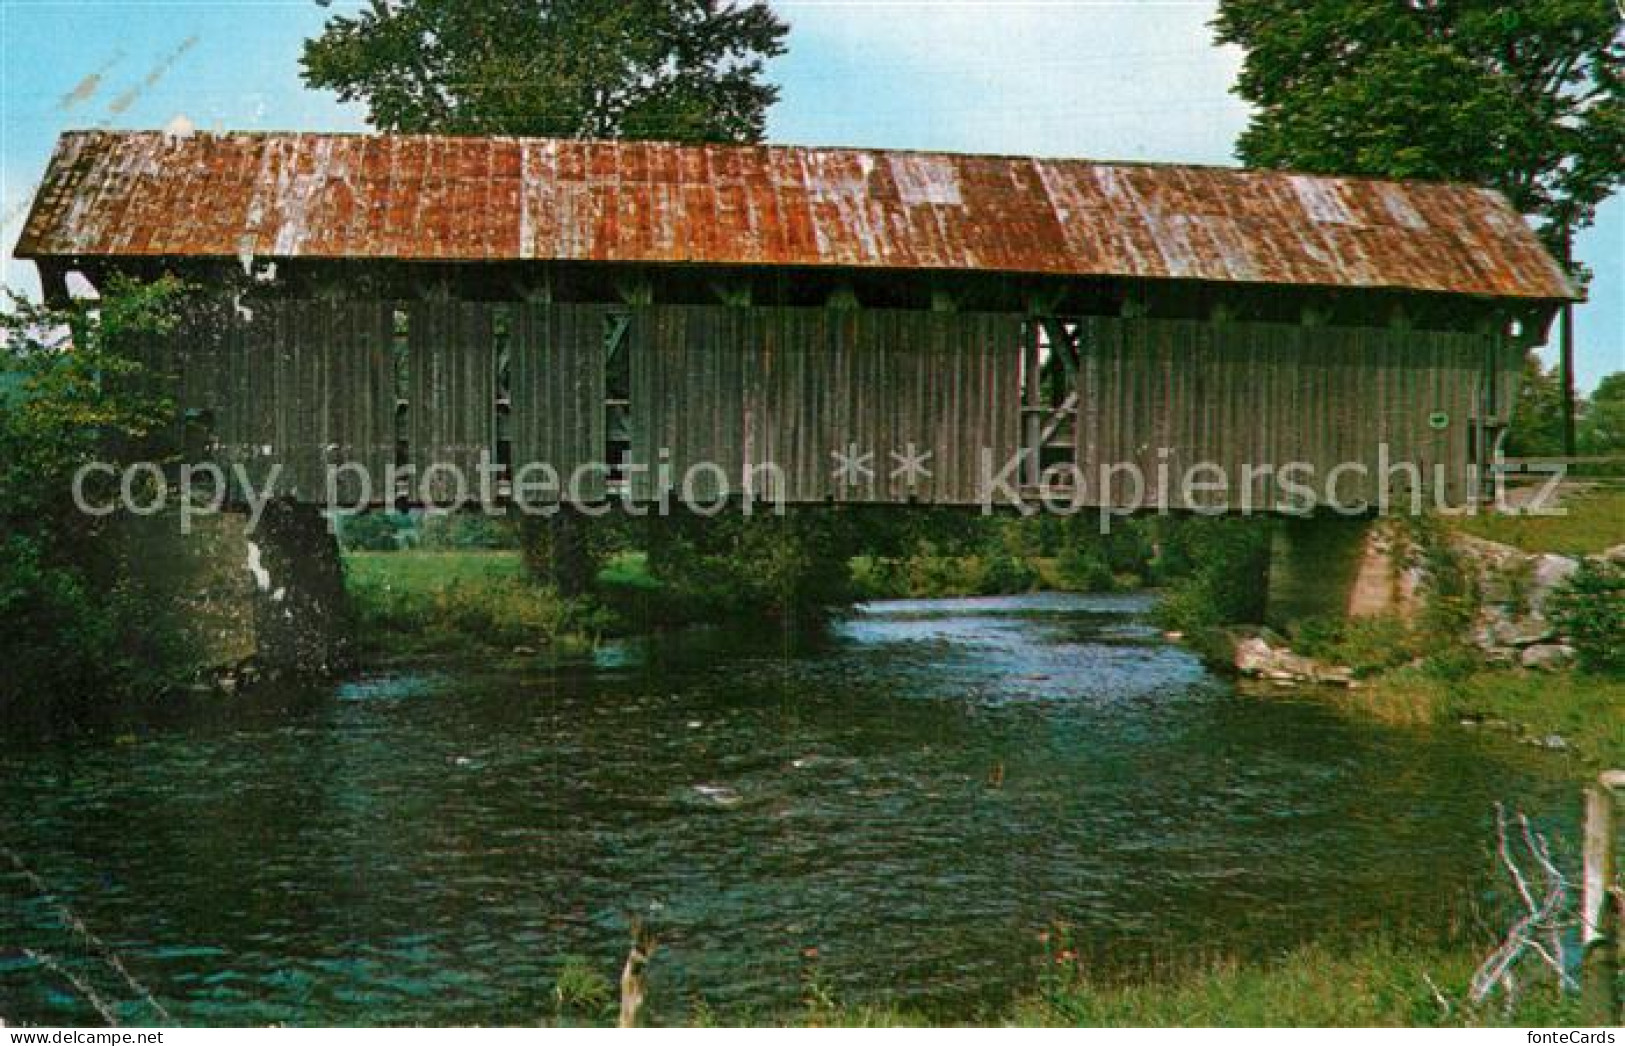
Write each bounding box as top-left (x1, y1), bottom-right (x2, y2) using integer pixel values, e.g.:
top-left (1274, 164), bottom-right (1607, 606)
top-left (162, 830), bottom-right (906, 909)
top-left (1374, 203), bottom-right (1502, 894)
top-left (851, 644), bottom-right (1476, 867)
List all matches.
top-left (1470, 804), bottom-right (1575, 1005)
top-left (3, 847), bottom-right (172, 1023)
top-left (618, 917), bottom-right (658, 1028)
top-left (22, 949), bottom-right (120, 1027)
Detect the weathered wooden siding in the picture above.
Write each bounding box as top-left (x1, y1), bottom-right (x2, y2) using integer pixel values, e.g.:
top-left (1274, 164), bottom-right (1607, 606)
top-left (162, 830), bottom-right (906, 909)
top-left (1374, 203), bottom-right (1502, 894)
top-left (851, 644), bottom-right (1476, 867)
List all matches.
top-left (129, 299), bottom-right (1512, 511)
top-left (629, 305), bottom-right (1023, 503)
top-left (1071, 317), bottom-right (1518, 510)
top-left (190, 300), bottom-right (396, 500)
top-left (408, 302), bottom-right (496, 501)
top-left (509, 303), bottom-right (608, 501)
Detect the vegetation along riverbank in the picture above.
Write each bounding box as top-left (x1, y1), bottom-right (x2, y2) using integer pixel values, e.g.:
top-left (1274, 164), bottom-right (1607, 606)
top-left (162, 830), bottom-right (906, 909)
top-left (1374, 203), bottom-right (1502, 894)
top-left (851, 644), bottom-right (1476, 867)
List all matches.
top-left (1215, 487), bottom-right (1625, 775)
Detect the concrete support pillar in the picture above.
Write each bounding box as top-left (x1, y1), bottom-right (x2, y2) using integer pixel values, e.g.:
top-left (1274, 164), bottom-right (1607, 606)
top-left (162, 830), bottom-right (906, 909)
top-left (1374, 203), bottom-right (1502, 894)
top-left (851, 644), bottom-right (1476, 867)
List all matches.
top-left (110, 501), bottom-right (352, 686)
top-left (1264, 515), bottom-right (1378, 631)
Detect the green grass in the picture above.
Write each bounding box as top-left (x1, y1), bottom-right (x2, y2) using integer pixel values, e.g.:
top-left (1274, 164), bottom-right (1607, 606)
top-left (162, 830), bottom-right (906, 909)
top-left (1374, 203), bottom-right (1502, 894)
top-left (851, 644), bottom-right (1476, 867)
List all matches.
top-left (672, 938), bottom-right (1582, 1027)
top-left (597, 551), bottom-right (660, 591)
top-left (1348, 667), bottom-right (1625, 768)
top-left (344, 550), bottom-right (602, 659)
top-left (344, 548), bottom-right (526, 588)
top-left (1453, 487), bottom-right (1625, 556)
top-left (1004, 940), bottom-right (1581, 1028)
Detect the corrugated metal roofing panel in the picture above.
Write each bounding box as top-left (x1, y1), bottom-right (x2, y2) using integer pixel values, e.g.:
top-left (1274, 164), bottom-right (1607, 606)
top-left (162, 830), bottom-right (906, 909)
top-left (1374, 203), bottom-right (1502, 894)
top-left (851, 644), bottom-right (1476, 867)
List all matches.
top-left (14, 130), bottom-right (1576, 300)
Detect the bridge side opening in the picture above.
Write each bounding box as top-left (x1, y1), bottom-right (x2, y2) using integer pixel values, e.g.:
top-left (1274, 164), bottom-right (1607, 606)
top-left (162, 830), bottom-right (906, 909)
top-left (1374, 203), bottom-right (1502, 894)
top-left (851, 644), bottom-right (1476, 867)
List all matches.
top-left (604, 310), bottom-right (633, 497)
top-left (1021, 317), bottom-right (1083, 495)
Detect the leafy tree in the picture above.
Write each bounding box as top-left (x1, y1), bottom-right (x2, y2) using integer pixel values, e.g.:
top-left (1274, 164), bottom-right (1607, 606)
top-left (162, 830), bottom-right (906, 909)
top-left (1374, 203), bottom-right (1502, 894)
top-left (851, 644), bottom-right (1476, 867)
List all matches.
top-left (0, 278), bottom-right (194, 710)
top-left (641, 506), bottom-right (865, 627)
top-left (1550, 558), bottom-right (1625, 673)
top-left (1213, 0), bottom-right (1624, 248)
top-left (301, 0), bottom-right (789, 143)
top-left (1579, 371), bottom-right (1625, 455)
top-left (1505, 351), bottom-right (1570, 456)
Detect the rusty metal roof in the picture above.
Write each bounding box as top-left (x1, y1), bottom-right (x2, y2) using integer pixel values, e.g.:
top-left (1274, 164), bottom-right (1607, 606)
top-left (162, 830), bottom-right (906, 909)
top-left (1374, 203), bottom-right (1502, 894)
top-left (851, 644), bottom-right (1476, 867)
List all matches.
top-left (16, 130), bottom-right (1576, 300)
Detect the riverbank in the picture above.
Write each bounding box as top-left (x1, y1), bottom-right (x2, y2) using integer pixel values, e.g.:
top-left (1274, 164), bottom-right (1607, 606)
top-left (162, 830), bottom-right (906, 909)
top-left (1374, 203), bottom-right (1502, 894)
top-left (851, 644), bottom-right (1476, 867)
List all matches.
top-left (786, 938), bottom-right (1579, 1027)
top-left (1300, 489), bottom-right (1625, 773)
top-left (1320, 668), bottom-right (1625, 768)
top-left (345, 550), bottom-right (606, 660)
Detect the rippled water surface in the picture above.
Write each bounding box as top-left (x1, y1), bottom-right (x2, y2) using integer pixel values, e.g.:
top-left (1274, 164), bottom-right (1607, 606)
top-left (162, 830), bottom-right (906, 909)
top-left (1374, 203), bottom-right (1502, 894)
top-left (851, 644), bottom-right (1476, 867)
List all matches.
top-left (0, 594), bottom-right (1578, 1024)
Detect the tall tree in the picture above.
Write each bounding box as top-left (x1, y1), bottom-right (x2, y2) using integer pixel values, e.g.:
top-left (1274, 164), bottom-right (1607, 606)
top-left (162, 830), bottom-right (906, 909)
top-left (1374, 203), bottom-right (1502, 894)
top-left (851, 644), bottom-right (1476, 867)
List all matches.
top-left (302, 0), bottom-right (788, 143)
top-left (1580, 371), bottom-right (1625, 454)
top-left (1213, 0), bottom-right (1624, 249)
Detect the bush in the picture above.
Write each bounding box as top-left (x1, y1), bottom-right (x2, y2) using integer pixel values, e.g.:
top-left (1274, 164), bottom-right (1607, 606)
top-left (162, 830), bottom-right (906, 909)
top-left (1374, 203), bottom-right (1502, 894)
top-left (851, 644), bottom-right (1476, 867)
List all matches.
top-left (980, 553), bottom-right (1039, 595)
top-left (1151, 517), bottom-right (1273, 631)
top-left (641, 507), bottom-right (864, 626)
top-left (1289, 614), bottom-right (1417, 676)
top-left (1550, 559), bottom-right (1625, 673)
top-left (420, 511), bottom-right (518, 550)
top-left (0, 278), bottom-right (196, 711)
top-left (1055, 545), bottom-right (1114, 592)
top-left (338, 511), bottom-right (408, 551)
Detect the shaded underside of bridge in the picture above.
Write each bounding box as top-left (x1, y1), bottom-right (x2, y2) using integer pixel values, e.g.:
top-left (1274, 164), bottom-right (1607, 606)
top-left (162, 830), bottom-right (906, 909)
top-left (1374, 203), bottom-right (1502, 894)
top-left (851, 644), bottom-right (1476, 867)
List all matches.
top-left (16, 131), bottom-right (1579, 510)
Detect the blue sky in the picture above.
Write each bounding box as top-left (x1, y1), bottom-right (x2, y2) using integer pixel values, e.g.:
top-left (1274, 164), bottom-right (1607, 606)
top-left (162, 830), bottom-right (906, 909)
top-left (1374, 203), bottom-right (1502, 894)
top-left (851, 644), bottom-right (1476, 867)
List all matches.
top-left (1, 0), bottom-right (1619, 389)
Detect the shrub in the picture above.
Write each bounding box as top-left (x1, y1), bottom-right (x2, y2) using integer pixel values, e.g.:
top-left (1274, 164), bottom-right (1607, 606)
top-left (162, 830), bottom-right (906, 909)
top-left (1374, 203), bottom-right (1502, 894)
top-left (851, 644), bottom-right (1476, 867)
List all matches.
top-left (1151, 517), bottom-right (1273, 631)
top-left (641, 507), bottom-right (864, 626)
top-left (338, 511), bottom-right (408, 551)
top-left (1055, 545), bottom-right (1114, 592)
top-left (1550, 559), bottom-right (1625, 673)
top-left (420, 511), bottom-right (518, 550)
top-left (1289, 614), bottom-right (1417, 676)
top-left (979, 553), bottom-right (1039, 595)
top-left (0, 278), bottom-right (197, 711)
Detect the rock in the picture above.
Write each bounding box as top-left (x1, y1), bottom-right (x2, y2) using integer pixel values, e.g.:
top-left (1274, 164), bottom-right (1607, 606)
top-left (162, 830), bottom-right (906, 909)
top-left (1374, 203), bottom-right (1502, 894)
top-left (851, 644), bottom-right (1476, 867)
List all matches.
top-left (1234, 637), bottom-right (1277, 677)
top-left (1528, 555), bottom-right (1579, 614)
top-left (1528, 734), bottom-right (1570, 751)
top-left (1520, 643), bottom-right (1577, 672)
top-left (1598, 544), bottom-right (1625, 565)
top-left (1234, 635), bottom-right (1354, 685)
top-left (1490, 615), bottom-right (1556, 648)
top-left (511, 645), bottom-right (537, 656)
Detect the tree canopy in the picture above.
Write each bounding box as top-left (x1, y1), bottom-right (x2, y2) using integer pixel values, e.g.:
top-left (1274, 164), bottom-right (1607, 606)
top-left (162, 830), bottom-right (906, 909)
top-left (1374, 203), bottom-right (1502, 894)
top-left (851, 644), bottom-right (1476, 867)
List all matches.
top-left (301, 0), bottom-right (788, 143)
top-left (1213, 0), bottom-right (1624, 249)
top-left (1581, 371), bottom-right (1625, 454)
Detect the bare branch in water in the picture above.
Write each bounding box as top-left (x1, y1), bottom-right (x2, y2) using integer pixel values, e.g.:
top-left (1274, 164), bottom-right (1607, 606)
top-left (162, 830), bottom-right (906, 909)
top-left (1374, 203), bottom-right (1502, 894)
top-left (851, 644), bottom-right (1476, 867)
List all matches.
top-left (3, 847), bottom-right (173, 1023)
top-left (21, 949), bottom-right (121, 1027)
top-left (1470, 804), bottom-right (1575, 1005)
top-left (619, 916), bottom-right (659, 1029)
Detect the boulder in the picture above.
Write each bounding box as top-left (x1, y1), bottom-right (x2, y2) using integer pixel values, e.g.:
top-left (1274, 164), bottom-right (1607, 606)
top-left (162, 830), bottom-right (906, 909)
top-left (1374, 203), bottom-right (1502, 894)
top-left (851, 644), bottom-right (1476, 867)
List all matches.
top-left (1527, 555), bottom-right (1579, 615)
top-left (1234, 636), bottom-right (1355, 686)
top-left (1490, 614), bottom-right (1556, 648)
top-left (1520, 643), bottom-right (1577, 672)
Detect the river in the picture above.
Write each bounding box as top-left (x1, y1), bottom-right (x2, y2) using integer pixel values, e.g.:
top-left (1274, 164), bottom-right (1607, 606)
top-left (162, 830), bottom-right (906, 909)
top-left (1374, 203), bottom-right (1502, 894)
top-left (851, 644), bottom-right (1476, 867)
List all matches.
top-left (0, 593), bottom-right (1578, 1025)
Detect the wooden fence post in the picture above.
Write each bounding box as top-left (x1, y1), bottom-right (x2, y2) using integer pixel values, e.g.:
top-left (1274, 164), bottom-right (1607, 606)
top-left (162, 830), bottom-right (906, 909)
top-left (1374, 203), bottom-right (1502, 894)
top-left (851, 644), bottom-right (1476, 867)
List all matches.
top-left (1581, 772), bottom-right (1622, 1025)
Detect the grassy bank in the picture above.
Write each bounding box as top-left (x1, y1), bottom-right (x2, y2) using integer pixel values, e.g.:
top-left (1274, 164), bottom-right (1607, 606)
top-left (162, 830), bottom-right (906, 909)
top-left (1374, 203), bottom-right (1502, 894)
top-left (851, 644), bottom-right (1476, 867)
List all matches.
top-left (345, 550), bottom-right (606, 659)
top-left (1343, 491), bottom-right (1625, 770)
top-left (1003, 939), bottom-right (1578, 1028)
top-left (1453, 486), bottom-right (1625, 556)
top-left (1331, 667), bottom-right (1625, 768)
top-left (675, 938), bottom-right (1576, 1026)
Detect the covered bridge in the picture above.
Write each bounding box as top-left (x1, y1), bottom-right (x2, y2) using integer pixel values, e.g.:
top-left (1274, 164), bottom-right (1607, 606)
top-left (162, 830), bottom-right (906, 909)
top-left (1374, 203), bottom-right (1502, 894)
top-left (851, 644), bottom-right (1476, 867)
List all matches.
top-left (15, 130), bottom-right (1577, 510)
